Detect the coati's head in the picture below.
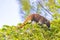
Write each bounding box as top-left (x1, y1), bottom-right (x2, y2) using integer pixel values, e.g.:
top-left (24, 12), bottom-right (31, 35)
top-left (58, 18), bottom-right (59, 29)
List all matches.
top-left (44, 19), bottom-right (50, 28)
top-left (38, 19), bottom-right (50, 28)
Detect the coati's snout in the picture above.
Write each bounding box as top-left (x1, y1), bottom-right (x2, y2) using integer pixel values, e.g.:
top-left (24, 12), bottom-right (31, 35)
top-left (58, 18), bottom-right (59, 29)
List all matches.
top-left (46, 21), bottom-right (50, 28)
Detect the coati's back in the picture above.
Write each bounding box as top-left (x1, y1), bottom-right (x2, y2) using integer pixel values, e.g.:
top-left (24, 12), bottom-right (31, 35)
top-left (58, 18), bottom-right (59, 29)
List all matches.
top-left (20, 14), bottom-right (50, 28)
top-left (32, 14), bottom-right (45, 22)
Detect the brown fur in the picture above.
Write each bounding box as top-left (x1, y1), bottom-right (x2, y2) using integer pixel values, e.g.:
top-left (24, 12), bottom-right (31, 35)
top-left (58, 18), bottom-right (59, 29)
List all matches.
top-left (20, 14), bottom-right (50, 28)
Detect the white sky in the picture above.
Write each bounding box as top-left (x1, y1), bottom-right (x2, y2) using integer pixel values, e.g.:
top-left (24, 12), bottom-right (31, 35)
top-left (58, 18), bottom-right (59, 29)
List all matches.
top-left (0, 0), bottom-right (20, 28)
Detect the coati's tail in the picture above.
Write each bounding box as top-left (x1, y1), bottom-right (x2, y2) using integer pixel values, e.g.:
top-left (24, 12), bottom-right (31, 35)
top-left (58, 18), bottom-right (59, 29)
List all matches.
top-left (19, 14), bottom-right (33, 28)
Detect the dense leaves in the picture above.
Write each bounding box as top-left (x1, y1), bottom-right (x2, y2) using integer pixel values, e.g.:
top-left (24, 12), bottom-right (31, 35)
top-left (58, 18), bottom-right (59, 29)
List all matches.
top-left (0, 18), bottom-right (60, 40)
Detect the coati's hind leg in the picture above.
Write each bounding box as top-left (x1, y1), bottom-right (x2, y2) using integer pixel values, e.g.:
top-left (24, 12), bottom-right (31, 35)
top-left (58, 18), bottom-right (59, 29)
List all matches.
top-left (20, 20), bottom-right (32, 28)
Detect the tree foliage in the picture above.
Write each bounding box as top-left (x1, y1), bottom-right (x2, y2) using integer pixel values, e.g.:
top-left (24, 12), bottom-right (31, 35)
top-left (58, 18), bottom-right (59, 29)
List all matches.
top-left (0, 0), bottom-right (60, 40)
top-left (0, 13), bottom-right (60, 40)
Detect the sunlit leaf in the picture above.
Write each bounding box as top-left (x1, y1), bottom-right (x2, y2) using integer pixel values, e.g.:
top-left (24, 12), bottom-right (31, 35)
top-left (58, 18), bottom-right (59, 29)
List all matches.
top-left (20, 0), bottom-right (31, 14)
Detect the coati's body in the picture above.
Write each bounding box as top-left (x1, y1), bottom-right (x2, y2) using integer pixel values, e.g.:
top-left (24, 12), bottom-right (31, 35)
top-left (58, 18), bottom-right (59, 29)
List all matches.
top-left (20, 14), bottom-right (50, 28)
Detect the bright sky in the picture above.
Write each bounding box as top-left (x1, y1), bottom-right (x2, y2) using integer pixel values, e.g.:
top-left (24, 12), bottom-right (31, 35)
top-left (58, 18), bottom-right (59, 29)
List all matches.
top-left (0, 0), bottom-right (20, 28)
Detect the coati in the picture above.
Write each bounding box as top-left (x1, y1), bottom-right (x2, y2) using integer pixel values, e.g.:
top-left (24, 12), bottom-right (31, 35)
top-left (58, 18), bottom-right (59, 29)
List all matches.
top-left (20, 14), bottom-right (50, 28)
